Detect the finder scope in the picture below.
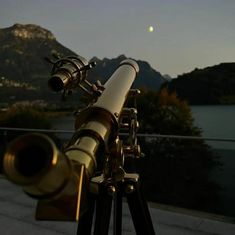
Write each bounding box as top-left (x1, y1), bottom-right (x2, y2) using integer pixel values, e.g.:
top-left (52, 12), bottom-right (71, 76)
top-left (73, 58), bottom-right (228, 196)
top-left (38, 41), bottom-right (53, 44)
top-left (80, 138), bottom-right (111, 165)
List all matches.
top-left (48, 55), bottom-right (96, 92)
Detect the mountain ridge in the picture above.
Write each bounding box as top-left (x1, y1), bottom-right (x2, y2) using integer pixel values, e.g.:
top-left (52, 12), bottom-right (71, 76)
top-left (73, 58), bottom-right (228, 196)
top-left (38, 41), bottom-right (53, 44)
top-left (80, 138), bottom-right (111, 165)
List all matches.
top-left (0, 24), bottom-right (164, 104)
top-left (1, 23), bottom-right (234, 105)
top-left (1, 23), bottom-right (55, 40)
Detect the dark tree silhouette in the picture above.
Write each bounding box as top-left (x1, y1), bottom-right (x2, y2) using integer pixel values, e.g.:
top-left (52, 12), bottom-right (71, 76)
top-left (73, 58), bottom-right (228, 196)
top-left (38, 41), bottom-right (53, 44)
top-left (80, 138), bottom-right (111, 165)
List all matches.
top-left (134, 89), bottom-right (221, 213)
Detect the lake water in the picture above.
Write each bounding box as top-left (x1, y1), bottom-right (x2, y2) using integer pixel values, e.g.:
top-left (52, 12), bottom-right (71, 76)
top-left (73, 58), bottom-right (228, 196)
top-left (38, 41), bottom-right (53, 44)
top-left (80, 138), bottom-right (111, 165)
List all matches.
top-left (52, 105), bottom-right (235, 150)
top-left (53, 105), bottom-right (235, 142)
top-left (190, 106), bottom-right (235, 217)
top-left (191, 105), bottom-right (235, 150)
top-left (191, 105), bottom-right (235, 139)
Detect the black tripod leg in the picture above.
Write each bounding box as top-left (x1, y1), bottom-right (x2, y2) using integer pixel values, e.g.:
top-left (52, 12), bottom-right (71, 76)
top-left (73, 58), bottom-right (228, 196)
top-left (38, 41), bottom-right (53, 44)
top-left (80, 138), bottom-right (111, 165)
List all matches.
top-left (126, 182), bottom-right (155, 235)
top-left (113, 187), bottom-right (123, 235)
top-left (93, 189), bottom-right (113, 235)
top-left (77, 194), bottom-right (96, 235)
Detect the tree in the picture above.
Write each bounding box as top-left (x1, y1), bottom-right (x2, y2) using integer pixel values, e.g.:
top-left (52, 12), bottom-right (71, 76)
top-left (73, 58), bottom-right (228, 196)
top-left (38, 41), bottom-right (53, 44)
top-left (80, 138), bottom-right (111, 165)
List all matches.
top-left (0, 103), bottom-right (51, 130)
top-left (135, 88), bottom-right (221, 213)
top-left (0, 103), bottom-right (59, 172)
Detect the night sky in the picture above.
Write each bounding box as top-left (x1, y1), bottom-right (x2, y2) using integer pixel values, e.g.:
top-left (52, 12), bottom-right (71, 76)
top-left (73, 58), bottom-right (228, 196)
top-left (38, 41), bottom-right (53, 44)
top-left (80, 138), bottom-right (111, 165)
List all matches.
top-left (1, 0), bottom-right (235, 77)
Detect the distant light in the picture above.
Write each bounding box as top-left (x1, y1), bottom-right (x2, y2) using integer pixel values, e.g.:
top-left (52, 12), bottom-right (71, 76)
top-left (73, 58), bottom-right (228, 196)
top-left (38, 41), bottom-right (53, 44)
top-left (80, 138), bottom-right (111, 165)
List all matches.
top-left (148, 26), bottom-right (154, 32)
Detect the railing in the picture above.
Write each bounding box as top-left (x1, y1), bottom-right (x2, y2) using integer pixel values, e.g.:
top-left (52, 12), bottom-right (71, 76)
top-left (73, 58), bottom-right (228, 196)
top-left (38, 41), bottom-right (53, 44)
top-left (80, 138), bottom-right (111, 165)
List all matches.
top-left (1, 126), bottom-right (235, 142)
top-left (0, 127), bottom-right (235, 220)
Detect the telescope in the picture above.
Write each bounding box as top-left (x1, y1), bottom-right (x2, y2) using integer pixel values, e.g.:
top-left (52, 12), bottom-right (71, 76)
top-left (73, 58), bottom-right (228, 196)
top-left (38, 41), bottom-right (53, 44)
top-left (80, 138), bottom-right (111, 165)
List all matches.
top-left (3, 55), bottom-right (155, 234)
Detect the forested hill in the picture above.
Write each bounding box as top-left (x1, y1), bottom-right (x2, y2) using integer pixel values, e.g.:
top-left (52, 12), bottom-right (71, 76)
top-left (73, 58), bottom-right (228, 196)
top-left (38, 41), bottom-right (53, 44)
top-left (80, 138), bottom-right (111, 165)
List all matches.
top-left (165, 63), bottom-right (235, 104)
top-left (0, 24), bottom-right (164, 104)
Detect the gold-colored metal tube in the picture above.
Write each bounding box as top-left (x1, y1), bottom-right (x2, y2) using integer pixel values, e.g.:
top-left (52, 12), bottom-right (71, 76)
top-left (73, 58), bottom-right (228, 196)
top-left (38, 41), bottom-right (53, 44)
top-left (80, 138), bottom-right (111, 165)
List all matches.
top-left (3, 133), bottom-right (88, 220)
top-left (3, 133), bottom-right (72, 198)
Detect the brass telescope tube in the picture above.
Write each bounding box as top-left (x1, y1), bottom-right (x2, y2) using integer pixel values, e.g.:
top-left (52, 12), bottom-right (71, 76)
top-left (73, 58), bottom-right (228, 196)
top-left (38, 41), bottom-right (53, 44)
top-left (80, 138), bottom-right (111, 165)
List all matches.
top-left (3, 133), bottom-right (72, 197)
top-left (3, 59), bottom-right (139, 221)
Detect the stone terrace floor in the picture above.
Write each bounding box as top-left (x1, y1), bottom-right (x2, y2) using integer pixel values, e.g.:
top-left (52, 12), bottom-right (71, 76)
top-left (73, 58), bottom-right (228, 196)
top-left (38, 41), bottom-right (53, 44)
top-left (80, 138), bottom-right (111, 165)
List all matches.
top-left (0, 176), bottom-right (235, 235)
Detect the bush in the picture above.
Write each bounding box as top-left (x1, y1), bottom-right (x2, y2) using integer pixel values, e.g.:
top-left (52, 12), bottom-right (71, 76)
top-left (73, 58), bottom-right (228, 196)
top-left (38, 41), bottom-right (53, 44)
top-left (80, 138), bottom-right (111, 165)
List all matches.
top-left (0, 104), bottom-right (57, 173)
top-left (0, 103), bottom-right (51, 129)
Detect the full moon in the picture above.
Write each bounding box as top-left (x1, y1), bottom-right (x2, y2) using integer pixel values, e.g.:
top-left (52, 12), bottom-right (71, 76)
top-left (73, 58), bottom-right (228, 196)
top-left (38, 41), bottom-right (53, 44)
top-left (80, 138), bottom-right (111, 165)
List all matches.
top-left (148, 26), bottom-right (154, 32)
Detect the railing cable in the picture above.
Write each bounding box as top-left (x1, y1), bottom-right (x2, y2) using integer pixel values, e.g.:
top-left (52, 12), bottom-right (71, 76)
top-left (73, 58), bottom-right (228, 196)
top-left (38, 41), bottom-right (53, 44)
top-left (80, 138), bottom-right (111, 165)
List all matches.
top-left (1, 127), bottom-right (235, 142)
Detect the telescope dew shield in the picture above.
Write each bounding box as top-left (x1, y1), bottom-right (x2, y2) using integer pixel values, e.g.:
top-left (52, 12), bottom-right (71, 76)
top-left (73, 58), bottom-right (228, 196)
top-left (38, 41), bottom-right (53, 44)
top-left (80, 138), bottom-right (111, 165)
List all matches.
top-left (3, 133), bottom-right (87, 221)
top-left (3, 133), bottom-right (71, 195)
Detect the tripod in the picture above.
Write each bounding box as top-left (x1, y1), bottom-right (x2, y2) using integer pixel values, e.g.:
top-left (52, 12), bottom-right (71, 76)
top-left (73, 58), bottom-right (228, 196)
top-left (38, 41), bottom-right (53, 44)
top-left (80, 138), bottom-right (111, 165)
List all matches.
top-left (76, 173), bottom-right (155, 235)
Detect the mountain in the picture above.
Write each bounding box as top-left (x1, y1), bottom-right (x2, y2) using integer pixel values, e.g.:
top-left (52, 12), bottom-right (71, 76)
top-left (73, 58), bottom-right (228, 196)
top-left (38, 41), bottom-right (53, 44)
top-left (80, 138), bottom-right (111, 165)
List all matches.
top-left (0, 24), bottom-right (77, 105)
top-left (0, 24), bottom-right (164, 105)
top-left (164, 63), bottom-right (235, 104)
top-left (0, 24), bottom-right (76, 86)
top-left (88, 55), bottom-right (164, 89)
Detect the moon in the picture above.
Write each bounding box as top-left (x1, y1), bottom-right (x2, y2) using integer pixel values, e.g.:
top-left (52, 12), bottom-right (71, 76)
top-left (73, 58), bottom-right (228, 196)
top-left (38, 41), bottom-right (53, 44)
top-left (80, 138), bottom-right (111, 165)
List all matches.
top-left (148, 26), bottom-right (154, 32)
